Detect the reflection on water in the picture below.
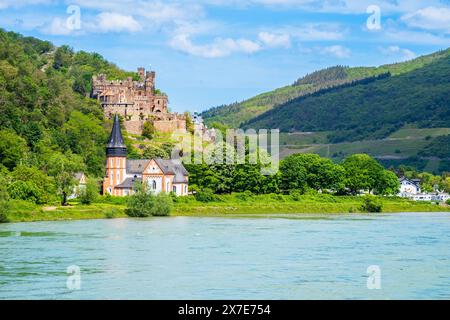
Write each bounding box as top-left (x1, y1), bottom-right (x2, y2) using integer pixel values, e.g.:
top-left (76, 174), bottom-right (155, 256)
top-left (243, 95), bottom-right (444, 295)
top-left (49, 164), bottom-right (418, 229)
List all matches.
top-left (0, 213), bottom-right (450, 300)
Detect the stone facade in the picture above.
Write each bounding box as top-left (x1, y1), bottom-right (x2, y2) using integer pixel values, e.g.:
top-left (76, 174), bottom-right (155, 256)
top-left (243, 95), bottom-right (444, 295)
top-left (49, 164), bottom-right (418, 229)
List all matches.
top-left (92, 67), bottom-right (186, 135)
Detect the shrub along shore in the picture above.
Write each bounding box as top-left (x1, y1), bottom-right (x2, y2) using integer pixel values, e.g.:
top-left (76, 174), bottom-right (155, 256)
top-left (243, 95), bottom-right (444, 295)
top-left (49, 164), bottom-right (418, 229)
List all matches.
top-left (3, 193), bottom-right (449, 223)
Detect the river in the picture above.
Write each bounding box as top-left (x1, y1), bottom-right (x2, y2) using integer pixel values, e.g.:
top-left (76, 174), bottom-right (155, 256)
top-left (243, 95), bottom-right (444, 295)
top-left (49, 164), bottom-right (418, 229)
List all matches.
top-left (1, 213), bottom-right (450, 299)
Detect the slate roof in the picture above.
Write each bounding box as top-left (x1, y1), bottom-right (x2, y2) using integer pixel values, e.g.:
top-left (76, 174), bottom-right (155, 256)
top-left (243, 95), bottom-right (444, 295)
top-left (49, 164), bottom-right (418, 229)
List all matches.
top-left (116, 177), bottom-right (141, 189)
top-left (123, 158), bottom-right (188, 183)
top-left (127, 159), bottom-right (151, 174)
top-left (106, 114), bottom-right (127, 157)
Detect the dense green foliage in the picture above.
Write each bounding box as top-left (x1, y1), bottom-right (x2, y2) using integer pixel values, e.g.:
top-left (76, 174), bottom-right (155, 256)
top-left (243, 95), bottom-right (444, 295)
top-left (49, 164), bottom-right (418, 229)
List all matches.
top-left (125, 183), bottom-right (173, 217)
top-left (419, 135), bottom-right (450, 158)
top-left (244, 51), bottom-right (450, 142)
top-left (187, 153), bottom-right (400, 196)
top-left (360, 195), bottom-right (383, 213)
top-left (78, 178), bottom-right (99, 205)
top-left (202, 49), bottom-right (449, 128)
top-left (0, 29), bottom-right (138, 205)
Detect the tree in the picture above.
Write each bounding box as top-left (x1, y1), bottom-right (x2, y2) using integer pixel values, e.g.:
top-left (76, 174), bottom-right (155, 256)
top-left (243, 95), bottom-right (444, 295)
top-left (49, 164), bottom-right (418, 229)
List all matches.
top-left (143, 145), bottom-right (168, 159)
top-left (0, 130), bottom-right (29, 171)
top-left (45, 152), bottom-right (85, 206)
top-left (281, 154), bottom-right (345, 192)
top-left (0, 169), bottom-right (10, 223)
top-left (280, 155), bottom-right (307, 192)
top-left (63, 111), bottom-right (107, 177)
top-left (8, 166), bottom-right (56, 204)
top-left (184, 112), bottom-right (194, 134)
top-left (374, 170), bottom-right (400, 195)
top-left (125, 183), bottom-right (172, 217)
top-left (342, 154), bottom-right (385, 194)
top-left (53, 45), bottom-right (73, 70)
top-left (142, 121), bottom-right (156, 140)
top-left (78, 178), bottom-right (99, 205)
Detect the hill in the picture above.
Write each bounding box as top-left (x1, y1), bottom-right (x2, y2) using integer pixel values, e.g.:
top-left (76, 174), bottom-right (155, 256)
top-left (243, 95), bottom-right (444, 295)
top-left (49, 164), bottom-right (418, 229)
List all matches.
top-left (0, 29), bottom-right (139, 178)
top-left (201, 49), bottom-right (450, 128)
top-left (243, 50), bottom-right (450, 143)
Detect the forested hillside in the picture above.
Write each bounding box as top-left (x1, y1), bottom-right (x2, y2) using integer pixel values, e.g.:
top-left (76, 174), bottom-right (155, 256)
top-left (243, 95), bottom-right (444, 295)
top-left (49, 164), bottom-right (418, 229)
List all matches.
top-left (202, 49), bottom-right (449, 128)
top-left (244, 51), bottom-right (450, 143)
top-left (0, 28), bottom-right (137, 181)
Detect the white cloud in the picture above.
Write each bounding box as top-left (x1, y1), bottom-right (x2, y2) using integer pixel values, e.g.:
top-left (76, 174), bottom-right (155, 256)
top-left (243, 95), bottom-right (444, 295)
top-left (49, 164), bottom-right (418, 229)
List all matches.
top-left (0, 0), bottom-right (51, 9)
top-left (401, 7), bottom-right (450, 33)
top-left (320, 45), bottom-right (351, 58)
top-left (380, 45), bottom-right (416, 61)
top-left (95, 12), bottom-right (141, 33)
top-left (384, 29), bottom-right (450, 45)
top-left (41, 17), bottom-right (76, 36)
top-left (284, 24), bottom-right (346, 41)
top-left (169, 34), bottom-right (261, 58)
top-left (258, 32), bottom-right (290, 48)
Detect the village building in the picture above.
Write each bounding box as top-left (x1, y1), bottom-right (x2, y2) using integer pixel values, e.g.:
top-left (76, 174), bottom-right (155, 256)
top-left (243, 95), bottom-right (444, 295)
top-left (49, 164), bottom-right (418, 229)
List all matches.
top-left (91, 67), bottom-right (186, 135)
top-left (398, 177), bottom-right (421, 197)
top-left (69, 172), bottom-right (87, 200)
top-left (103, 115), bottom-right (189, 197)
top-left (398, 177), bottom-right (450, 203)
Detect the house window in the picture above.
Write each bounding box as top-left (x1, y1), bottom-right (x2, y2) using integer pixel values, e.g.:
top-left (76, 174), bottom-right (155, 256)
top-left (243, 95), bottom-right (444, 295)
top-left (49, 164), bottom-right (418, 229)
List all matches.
top-left (152, 180), bottom-right (157, 190)
top-left (173, 185), bottom-right (177, 193)
top-left (184, 185), bottom-right (187, 194)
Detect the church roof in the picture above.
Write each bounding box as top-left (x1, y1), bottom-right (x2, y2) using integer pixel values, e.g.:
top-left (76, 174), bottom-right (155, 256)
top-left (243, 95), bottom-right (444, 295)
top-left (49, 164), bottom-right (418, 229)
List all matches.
top-left (154, 159), bottom-right (189, 176)
top-left (127, 160), bottom-right (151, 174)
top-left (106, 115), bottom-right (127, 157)
top-left (116, 177), bottom-right (141, 189)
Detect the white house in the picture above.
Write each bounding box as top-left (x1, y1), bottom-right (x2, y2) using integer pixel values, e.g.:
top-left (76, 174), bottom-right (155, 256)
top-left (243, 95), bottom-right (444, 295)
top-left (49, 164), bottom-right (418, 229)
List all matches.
top-left (398, 177), bottom-right (421, 197)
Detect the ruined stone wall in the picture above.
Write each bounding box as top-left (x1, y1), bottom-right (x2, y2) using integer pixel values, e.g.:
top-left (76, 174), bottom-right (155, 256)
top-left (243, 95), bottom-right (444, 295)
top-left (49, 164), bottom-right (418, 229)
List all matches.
top-left (92, 68), bottom-right (186, 135)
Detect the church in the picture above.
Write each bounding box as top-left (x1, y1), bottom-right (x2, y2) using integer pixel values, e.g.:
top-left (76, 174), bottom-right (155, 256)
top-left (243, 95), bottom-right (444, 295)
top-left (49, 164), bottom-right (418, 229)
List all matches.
top-left (103, 115), bottom-right (189, 197)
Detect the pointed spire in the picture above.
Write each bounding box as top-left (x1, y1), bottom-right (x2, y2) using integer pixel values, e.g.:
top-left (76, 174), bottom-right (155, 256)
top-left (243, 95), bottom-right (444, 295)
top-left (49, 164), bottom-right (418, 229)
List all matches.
top-left (106, 114), bottom-right (127, 157)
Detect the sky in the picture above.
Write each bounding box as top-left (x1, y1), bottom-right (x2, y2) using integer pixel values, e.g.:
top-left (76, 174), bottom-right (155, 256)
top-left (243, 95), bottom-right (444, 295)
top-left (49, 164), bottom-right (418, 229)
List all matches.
top-left (1, 0), bottom-right (450, 113)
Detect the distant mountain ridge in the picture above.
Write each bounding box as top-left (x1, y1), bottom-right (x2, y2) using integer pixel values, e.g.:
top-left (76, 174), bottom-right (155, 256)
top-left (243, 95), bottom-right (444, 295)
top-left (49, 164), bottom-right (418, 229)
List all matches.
top-left (201, 48), bottom-right (450, 129)
top-left (243, 49), bottom-right (450, 143)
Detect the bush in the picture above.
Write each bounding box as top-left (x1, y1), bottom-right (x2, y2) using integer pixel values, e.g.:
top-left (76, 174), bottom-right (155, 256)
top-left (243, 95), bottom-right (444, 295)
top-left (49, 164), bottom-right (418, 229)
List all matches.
top-left (235, 190), bottom-right (253, 202)
top-left (78, 178), bottom-right (98, 205)
top-left (0, 201), bottom-right (10, 223)
top-left (126, 184), bottom-right (172, 217)
top-left (270, 193), bottom-right (285, 201)
top-left (195, 188), bottom-right (217, 203)
top-left (289, 190), bottom-right (302, 201)
top-left (446, 199), bottom-right (450, 206)
top-left (105, 208), bottom-right (119, 219)
top-left (360, 195), bottom-right (383, 213)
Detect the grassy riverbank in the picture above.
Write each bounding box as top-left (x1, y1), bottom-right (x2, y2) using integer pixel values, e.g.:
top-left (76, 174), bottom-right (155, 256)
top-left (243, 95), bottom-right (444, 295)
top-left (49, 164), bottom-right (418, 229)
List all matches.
top-left (2, 194), bottom-right (450, 223)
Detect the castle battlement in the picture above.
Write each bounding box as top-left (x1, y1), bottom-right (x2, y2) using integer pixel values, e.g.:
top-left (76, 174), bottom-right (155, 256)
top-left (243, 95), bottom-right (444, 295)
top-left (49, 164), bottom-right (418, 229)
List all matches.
top-left (91, 67), bottom-right (186, 135)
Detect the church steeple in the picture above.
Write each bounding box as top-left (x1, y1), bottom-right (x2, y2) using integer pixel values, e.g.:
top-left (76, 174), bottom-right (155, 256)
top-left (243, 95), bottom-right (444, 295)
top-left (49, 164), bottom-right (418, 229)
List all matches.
top-left (106, 115), bottom-right (127, 157)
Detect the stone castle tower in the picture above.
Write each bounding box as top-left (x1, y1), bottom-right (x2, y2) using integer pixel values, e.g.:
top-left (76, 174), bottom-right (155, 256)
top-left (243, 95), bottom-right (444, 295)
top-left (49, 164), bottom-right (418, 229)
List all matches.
top-left (92, 67), bottom-right (186, 135)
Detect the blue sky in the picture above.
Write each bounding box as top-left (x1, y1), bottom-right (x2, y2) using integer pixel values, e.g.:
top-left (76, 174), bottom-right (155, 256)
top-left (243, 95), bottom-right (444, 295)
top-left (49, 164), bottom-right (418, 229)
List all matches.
top-left (1, 0), bottom-right (450, 113)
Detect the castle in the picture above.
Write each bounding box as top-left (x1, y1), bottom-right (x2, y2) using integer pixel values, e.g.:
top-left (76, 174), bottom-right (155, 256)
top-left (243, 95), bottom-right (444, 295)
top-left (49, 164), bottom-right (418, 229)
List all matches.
top-left (92, 67), bottom-right (186, 135)
top-left (103, 115), bottom-right (189, 197)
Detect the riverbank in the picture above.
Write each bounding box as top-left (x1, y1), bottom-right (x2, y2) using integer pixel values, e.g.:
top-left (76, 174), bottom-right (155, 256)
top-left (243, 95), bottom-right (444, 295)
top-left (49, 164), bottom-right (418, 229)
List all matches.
top-left (2, 194), bottom-right (450, 223)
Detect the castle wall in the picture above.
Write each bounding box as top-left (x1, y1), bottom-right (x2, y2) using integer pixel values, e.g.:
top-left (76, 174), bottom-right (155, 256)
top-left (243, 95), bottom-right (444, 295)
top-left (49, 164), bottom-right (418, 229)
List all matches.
top-left (92, 67), bottom-right (186, 135)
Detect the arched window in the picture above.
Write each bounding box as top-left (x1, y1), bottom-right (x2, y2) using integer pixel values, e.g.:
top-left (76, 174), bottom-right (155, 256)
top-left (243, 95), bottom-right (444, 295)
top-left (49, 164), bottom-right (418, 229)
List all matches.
top-left (153, 180), bottom-right (157, 190)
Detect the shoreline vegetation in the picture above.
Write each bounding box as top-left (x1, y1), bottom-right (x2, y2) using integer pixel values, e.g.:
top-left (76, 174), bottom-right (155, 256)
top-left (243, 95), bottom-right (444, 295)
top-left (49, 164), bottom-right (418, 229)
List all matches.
top-left (4, 194), bottom-right (449, 223)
